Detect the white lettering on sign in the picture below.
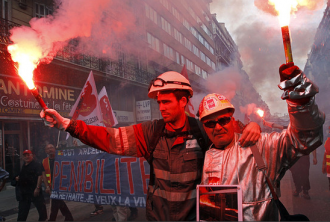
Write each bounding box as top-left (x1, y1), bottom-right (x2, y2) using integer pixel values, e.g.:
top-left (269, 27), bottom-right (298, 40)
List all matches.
top-left (136, 100), bottom-right (151, 121)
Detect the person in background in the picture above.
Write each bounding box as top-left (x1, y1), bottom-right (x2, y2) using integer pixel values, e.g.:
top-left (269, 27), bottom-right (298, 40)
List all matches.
top-left (322, 126), bottom-right (330, 191)
top-left (199, 63), bottom-right (324, 220)
top-left (0, 167), bottom-right (9, 221)
top-left (0, 167), bottom-right (9, 192)
top-left (290, 150), bottom-right (317, 199)
top-left (40, 70), bottom-right (261, 221)
top-left (263, 119), bottom-right (318, 199)
top-left (42, 144), bottom-right (73, 221)
top-left (90, 204), bottom-right (103, 216)
top-left (16, 150), bottom-right (47, 221)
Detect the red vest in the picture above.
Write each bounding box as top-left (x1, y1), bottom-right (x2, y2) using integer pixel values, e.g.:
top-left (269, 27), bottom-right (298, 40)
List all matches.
top-left (325, 138), bottom-right (330, 174)
top-left (42, 157), bottom-right (52, 188)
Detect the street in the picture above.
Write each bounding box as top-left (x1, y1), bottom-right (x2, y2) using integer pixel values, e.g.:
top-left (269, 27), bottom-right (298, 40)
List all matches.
top-left (1, 151), bottom-right (329, 221)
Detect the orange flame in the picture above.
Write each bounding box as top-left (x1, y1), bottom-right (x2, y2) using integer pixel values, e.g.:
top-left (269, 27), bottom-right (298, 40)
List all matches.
top-left (269, 0), bottom-right (317, 26)
top-left (7, 44), bottom-right (41, 90)
top-left (256, 108), bottom-right (264, 118)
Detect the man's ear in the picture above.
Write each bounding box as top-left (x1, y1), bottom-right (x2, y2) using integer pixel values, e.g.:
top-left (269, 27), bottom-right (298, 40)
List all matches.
top-left (180, 97), bottom-right (188, 108)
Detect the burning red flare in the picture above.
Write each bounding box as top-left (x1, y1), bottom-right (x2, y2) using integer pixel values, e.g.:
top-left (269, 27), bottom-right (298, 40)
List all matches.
top-left (256, 108), bottom-right (264, 118)
top-left (7, 44), bottom-right (48, 110)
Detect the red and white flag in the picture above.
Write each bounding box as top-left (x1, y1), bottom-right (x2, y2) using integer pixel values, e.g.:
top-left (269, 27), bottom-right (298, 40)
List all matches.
top-left (98, 86), bottom-right (118, 127)
top-left (69, 71), bottom-right (101, 125)
top-left (180, 65), bottom-right (195, 117)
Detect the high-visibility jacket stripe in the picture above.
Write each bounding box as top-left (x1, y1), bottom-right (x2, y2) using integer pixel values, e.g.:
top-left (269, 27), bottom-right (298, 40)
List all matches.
top-left (153, 169), bottom-right (198, 182)
top-left (122, 126), bottom-right (137, 156)
top-left (148, 185), bottom-right (196, 201)
top-left (326, 155), bottom-right (330, 158)
top-left (327, 162), bottom-right (330, 166)
top-left (42, 157), bottom-right (52, 187)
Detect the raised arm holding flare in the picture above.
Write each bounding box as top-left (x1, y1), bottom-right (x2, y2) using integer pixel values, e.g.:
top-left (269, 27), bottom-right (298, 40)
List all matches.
top-left (200, 63), bottom-right (324, 221)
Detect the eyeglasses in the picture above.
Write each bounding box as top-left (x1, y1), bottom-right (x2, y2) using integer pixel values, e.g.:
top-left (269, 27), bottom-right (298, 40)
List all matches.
top-left (203, 117), bottom-right (232, 128)
top-left (148, 78), bottom-right (191, 91)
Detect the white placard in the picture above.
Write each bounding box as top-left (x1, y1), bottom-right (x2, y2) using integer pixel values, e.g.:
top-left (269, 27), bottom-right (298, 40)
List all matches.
top-left (136, 100), bottom-right (151, 121)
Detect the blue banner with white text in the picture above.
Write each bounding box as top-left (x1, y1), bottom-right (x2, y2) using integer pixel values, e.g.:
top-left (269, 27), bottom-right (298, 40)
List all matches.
top-left (51, 146), bottom-right (150, 207)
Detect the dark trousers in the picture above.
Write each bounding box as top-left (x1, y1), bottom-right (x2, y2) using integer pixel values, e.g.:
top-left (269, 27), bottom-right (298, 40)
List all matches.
top-left (290, 155), bottom-right (311, 193)
top-left (328, 177), bottom-right (330, 190)
top-left (17, 195), bottom-right (47, 221)
top-left (49, 199), bottom-right (73, 221)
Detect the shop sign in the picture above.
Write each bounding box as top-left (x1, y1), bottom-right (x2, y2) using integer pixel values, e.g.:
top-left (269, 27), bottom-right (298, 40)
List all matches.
top-left (113, 110), bottom-right (134, 123)
top-left (0, 75), bottom-right (80, 117)
top-left (135, 100), bottom-right (151, 122)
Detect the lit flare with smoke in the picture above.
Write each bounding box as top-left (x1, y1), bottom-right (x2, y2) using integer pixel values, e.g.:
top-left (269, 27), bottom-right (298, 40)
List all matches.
top-left (256, 108), bottom-right (264, 119)
top-left (268, 0), bottom-right (299, 63)
top-left (7, 43), bottom-right (48, 110)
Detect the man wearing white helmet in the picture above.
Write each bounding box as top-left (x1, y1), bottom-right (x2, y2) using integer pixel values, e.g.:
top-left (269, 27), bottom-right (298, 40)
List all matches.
top-left (199, 63), bottom-right (325, 221)
top-left (40, 71), bottom-right (261, 221)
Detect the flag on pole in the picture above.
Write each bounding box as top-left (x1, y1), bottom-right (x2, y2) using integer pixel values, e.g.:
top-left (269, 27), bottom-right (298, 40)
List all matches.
top-left (98, 87), bottom-right (118, 127)
top-left (180, 65), bottom-right (195, 117)
top-left (69, 71), bottom-right (101, 125)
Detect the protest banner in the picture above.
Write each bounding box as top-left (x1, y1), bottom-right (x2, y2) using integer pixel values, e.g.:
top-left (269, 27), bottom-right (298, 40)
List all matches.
top-left (51, 146), bottom-right (150, 207)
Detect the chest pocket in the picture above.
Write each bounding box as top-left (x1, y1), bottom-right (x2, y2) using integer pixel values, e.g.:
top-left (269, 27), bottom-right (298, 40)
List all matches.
top-left (183, 149), bottom-right (204, 172)
top-left (153, 150), bottom-right (168, 160)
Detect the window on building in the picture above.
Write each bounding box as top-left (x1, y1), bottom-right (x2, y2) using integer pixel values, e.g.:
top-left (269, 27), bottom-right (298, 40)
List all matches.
top-left (195, 65), bottom-right (201, 76)
top-left (186, 59), bottom-right (193, 71)
top-left (163, 43), bottom-right (174, 61)
top-left (200, 52), bottom-right (206, 62)
top-left (161, 17), bottom-right (171, 35)
top-left (173, 28), bottom-right (183, 44)
top-left (147, 32), bottom-right (160, 52)
top-left (191, 27), bottom-right (197, 38)
top-left (35, 2), bottom-right (53, 18)
top-left (176, 52), bottom-right (180, 64)
top-left (206, 56), bottom-right (211, 66)
top-left (172, 7), bottom-right (181, 22)
top-left (210, 47), bottom-right (214, 55)
top-left (181, 55), bottom-right (185, 65)
top-left (1, 0), bottom-right (11, 20)
top-left (183, 18), bottom-right (190, 30)
top-left (212, 61), bottom-right (216, 70)
top-left (184, 37), bottom-right (192, 51)
top-left (193, 45), bottom-right (199, 56)
top-left (205, 41), bottom-right (210, 51)
top-left (202, 70), bottom-right (208, 79)
top-left (145, 4), bottom-right (158, 24)
top-left (198, 33), bottom-right (204, 44)
top-left (159, 0), bottom-right (169, 10)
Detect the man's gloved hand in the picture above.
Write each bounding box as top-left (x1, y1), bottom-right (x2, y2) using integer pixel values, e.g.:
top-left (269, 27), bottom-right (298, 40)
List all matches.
top-left (40, 109), bottom-right (70, 130)
top-left (279, 62), bottom-right (301, 82)
top-left (278, 62), bottom-right (315, 105)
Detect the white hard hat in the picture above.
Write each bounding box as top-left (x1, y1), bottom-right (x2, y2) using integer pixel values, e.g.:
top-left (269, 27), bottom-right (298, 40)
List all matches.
top-left (198, 93), bottom-right (235, 120)
top-left (148, 71), bottom-right (193, 99)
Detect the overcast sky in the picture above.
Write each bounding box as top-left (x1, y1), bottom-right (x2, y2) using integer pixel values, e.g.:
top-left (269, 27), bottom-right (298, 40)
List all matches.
top-left (210, 0), bottom-right (327, 115)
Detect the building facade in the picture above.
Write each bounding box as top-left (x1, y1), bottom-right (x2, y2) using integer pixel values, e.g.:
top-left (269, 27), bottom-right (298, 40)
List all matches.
top-left (304, 0), bottom-right (330, 129)
top-left (0, 0), bottom-right (268, 179)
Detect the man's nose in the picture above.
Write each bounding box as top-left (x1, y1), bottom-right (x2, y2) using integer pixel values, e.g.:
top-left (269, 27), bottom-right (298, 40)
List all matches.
top-left (214, 122), bottom-right (224, 131)
top-left (159, 103), bottom-right (165, 111)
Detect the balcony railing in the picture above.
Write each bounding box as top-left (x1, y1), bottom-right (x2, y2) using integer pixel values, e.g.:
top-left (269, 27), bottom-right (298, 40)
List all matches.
top-left (0, 18), bottom-right (155, 85)
top-left (0, 18), bottom-right (20, 44)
